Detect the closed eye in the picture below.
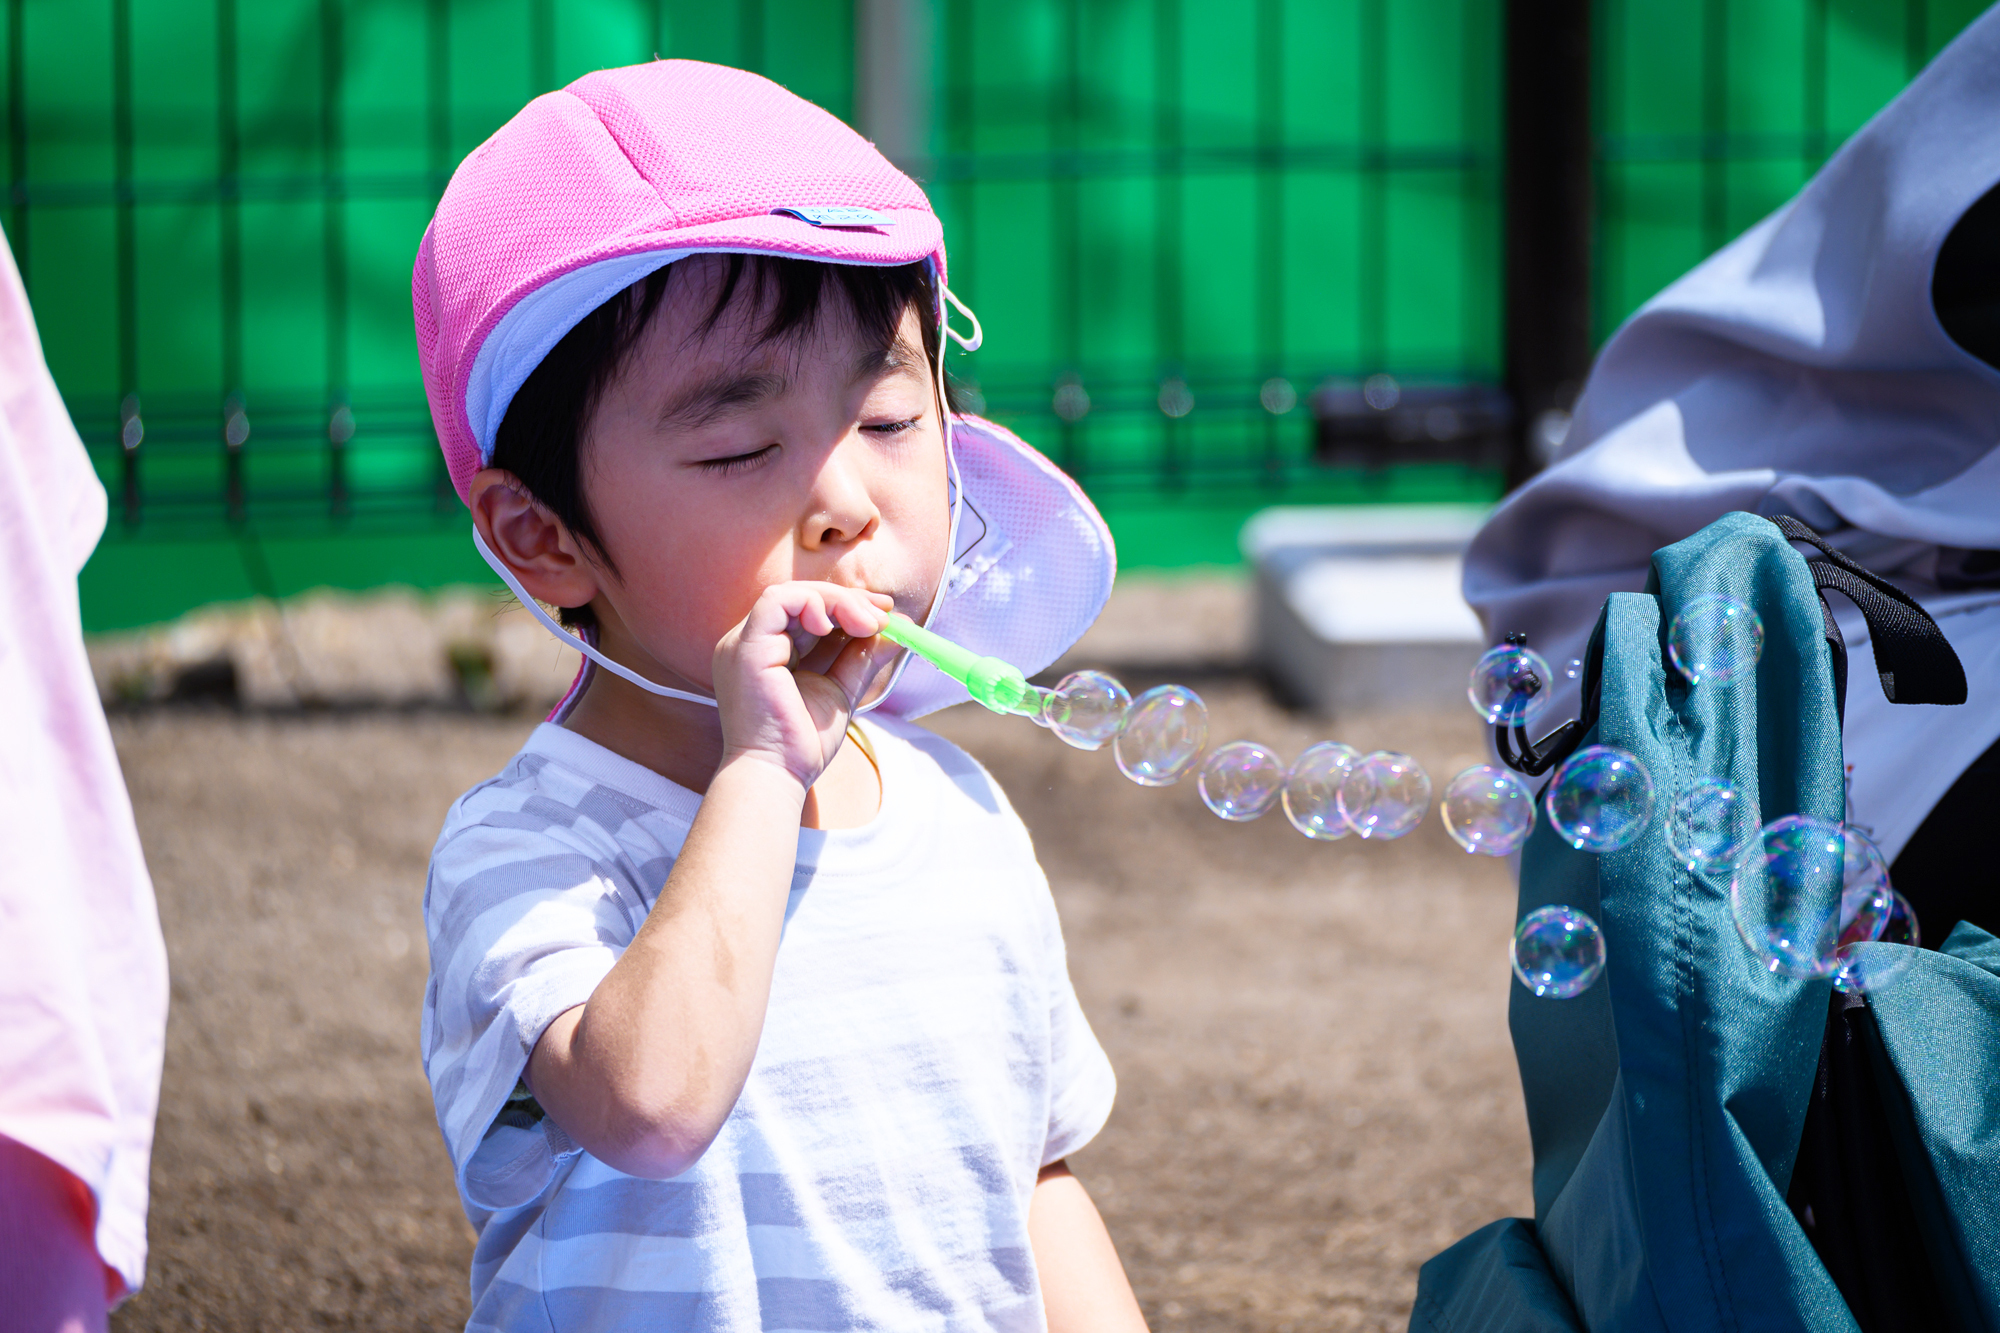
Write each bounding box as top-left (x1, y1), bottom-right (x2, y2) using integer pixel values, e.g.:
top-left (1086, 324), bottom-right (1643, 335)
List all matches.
top-left (863, 417), bottom-right (922, 437)
top-left (694, 444), bottom-right (778, 475)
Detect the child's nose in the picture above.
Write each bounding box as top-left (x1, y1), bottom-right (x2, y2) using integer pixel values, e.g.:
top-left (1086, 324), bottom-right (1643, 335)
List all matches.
top-left (799, 450), bottom-right (880, 550)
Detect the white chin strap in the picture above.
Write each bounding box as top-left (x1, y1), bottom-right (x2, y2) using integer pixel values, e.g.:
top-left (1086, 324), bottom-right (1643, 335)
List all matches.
top-left (853, 279), bottom-right (978, 715)
top-left (474, 278), bottom-right (984, 719)
top-left (473, 526), bottom-right (719, 708)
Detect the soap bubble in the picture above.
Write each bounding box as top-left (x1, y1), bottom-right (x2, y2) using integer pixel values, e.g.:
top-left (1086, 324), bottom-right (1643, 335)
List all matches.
top-left (1026, 689), bottom-right (1054, 725)
top-left (1665, 779), bottom-right (1755, 871)
top-left (1730, 814), bottom-right (1845, 977)
top-left (1336, 751), bottom-right (1431, 840)
top-left (1112, 685), bottom-right (1208, 786)
top-left (1564, 658), bottom-right (1584, 683)
top-left (1828, 828), bottom-right (1918, 993)
top-left (1282, 742), bottom-right (1359, 840)
top-left (1836, 875), bottom-right (1894, 953)
top-left (1041, 670), bottom-right (1130, 751)
top-left (1733, 817), bottom-right (1922, 985)
top-left (1442, 765), bottom-right (1536, 856)
top-left (1198, 742), bottom-right (1286, 821)
top-left (1667, 596), bottom-right (1764, 685)
top-left (1469, 643), bottom-right (1554, 726)
top-left (1511, 905), bottom-right (1606, 998)
top-left (1841, 826), bottom-right (1891, 902)
top-left (1545, 746), bottom-right (1655, 852)
top-left (1834, 888), bottom-right (1922, 995)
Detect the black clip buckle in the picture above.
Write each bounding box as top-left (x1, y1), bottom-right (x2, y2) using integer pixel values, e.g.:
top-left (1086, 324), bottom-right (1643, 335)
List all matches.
top-left (1491, 632), bottom-right (1592, 777)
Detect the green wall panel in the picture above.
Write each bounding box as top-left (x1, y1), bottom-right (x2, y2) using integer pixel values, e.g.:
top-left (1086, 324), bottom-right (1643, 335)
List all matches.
top-left (1592, 0), bottom-right (1988, 341)
top-left (0, 0), bottom-right (1981, 629)
top-left (930, 0), bottom-right (1503, 507)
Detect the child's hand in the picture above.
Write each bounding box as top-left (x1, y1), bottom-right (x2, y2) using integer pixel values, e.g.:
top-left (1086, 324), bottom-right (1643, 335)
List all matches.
top-left (711, 582), bottom-right (894, 788)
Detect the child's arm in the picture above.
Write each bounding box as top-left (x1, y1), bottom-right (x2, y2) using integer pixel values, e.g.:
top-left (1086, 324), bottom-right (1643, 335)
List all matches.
top-left (1030, 1160), bottom-right (1150, 1332)
top-left (523, 580), bottom-right (891, 1180)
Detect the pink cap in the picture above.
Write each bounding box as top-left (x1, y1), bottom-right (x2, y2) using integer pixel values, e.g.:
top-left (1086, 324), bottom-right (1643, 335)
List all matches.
top-left (410, 58), bottom-right (1116, 718)
top-left (414, 59), bottom-right (945, 503)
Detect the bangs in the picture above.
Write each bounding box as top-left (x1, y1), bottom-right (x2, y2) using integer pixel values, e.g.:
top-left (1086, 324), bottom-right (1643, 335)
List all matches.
top-left (489, 254), bottom-right (948, 631)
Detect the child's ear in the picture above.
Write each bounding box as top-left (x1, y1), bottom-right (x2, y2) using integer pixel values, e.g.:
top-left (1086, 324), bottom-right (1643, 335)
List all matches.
top-left (469, 469), bottom-right (602, 612)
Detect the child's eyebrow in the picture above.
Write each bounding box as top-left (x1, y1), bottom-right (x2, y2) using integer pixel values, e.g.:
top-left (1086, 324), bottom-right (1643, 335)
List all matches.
top-left (656, 371), bottom-right (788, 431)
top-left (851, 338), bottom-right (926, 384)
top-left (656, 340), bottom-right (925, 432)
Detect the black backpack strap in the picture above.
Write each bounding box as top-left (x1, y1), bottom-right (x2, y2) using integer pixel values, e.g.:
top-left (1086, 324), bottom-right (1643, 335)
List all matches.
top-left (1493, 516), bottom-right (1966, 779)
top-left (1767, 515), bottom-right (1968, 712)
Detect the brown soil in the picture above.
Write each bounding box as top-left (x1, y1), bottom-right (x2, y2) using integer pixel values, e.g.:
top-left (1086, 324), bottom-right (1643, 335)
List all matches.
top-left (108, 681), bottom-right (1529, 1333)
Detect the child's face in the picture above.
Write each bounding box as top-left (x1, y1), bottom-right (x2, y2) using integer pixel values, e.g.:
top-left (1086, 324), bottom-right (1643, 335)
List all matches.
top-left (575, 258), bottom-right (950, 694)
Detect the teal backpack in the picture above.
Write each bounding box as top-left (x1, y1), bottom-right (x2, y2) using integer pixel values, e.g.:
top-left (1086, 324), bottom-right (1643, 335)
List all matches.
top-left (1411, 511), bottom-right (2000, 1332)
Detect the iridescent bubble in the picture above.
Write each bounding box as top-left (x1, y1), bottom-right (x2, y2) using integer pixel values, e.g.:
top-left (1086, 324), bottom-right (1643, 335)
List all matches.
top-left (1665, 779), bottom-right (1755, 871)
top-left (1834, 888), bottom-right (1922, 995)
top-left (1564, 658), bottom-right (1584, 683)
top-left (1730, 814), bottom-right (1845, 977)
top-left (1828, 827), bottom-right (1910, 992)
top-left (1442, 765), bottom-right (1535, 857)
top-left (1198, 742), bottom-right (1285, 822)
top-left (1668, 596), bottom-right (1765, 685)
top-left (1282, 742), bottom-right (1359, 840)
top-left (1336, 751), bottom-right (1431, 840)
top-left (1041, 670), bottom-right (1131, 751)
top-left (1836, 874), bottom-right (1894, 952)
top-left (1545, 745), bottom-right (1655, 853)
top-left (1841, 826), bottom-right (1891, 903)
top-left (1468, 643), bottom-right (1554, 726)
top-left (1112, 685), bottom-right (1208, 786)
top-left (1511, 905), bottom-right (1607, 998)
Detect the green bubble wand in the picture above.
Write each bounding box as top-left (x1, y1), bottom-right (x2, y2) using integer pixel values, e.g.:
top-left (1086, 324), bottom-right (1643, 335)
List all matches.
top-left (876, 613), bottom-right (1047, 718)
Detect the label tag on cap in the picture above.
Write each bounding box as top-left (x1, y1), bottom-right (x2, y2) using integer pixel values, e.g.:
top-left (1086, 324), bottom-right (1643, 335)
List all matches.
top-left (771, 205), bottom-right (890, 229)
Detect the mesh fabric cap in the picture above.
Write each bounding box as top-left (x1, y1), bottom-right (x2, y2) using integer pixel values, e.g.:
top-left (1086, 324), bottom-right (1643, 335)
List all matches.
top-left (894, 415), bottom-right (1115, 718)
top-left (415, 60), bottom-right (943, 497)
top-left (409, 59), bottom-right (1115, 718)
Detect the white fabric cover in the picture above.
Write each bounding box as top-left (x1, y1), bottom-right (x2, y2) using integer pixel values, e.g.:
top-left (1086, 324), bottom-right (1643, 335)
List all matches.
top-left (885, 414), bottom-right (1116, 719)
top-left (1462, 8), bottom-right (2000, 858)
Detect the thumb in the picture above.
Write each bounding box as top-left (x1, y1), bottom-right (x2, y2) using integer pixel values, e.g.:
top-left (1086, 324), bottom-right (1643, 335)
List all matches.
top-left (822, 632), bottom-right (892, 711)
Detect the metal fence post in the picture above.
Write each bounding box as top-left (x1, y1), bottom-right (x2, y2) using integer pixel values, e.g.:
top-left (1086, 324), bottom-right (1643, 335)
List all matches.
top-left (1502, 0), bottom-right (1593, 488)
top-left (854, 0), bottom-right (933, 175)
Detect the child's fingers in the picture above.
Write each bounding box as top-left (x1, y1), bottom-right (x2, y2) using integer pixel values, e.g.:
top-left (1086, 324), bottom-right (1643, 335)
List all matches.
top-left (738, 586), bottom-right (802, 641)
top-left (821, 631), bottom-right (890, 708)
top-left (740, 583), bottom-right (832, 645)
top-left (787, 584), bottom-right (890, 639)
top-left (743, 583), bottom-right (886, 641)
top-left (826, 589), bottom-right (890, 640)
top-left (728, 584), bottom-right (890, 686)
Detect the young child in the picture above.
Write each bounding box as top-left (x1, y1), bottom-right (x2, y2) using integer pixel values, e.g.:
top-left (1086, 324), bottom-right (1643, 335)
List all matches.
top-left (413, 60), bottom-right (1147, 1332)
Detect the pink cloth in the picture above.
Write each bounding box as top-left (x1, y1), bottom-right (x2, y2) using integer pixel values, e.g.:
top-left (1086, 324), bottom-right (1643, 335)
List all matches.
top-left (0, 1136), bottom-right (112, 1332)
top-left (414, 58), bottom-right (943, 505)
top-left (0, 232), bottom-right (167, 1300)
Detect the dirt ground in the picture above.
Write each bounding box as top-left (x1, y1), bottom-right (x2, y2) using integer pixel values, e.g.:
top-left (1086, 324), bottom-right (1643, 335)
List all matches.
top-left (107, 635), bottom-right (1531, 1331)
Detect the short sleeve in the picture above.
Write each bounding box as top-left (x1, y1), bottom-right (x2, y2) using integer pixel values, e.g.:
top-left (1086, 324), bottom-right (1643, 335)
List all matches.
top-left (1038, 899), bottom-right (1117, 1165)
top-left (421, 813), bottom-right (652, 1210)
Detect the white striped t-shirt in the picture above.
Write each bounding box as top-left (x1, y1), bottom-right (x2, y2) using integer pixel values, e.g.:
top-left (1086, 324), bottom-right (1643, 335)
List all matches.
top-left (420, 716), bottom-right (1117, 1333)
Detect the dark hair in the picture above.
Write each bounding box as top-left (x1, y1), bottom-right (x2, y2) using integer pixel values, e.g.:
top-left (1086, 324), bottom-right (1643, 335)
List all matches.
top-left (491, 254), bottom-right (947, 630)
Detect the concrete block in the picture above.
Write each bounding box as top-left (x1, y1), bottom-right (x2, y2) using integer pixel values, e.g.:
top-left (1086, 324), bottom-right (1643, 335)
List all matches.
top-left (1243, 504), bottom-right (1490, 716)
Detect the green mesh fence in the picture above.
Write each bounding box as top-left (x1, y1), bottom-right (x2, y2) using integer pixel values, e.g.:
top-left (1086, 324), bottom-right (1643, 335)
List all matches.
top-left (0, 0), bottom-right (1981, 628)
top-left (1594, 0), bottom-right (1989, 339)
top-left (928, 0), bottom-right (1502, 496)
